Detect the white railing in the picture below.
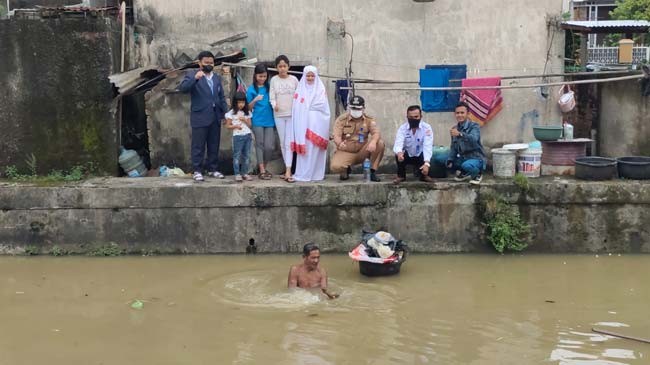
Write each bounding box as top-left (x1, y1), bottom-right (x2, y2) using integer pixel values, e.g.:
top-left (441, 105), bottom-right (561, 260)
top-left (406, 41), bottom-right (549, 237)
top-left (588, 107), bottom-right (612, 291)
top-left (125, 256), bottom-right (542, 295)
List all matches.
top-left (588, 46), bottom-right (650, 64)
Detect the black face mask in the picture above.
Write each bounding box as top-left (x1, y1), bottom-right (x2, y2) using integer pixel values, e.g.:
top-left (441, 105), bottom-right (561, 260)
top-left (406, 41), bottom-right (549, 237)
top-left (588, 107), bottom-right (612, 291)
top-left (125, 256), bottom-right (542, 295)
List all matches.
top-left (408, 118), bottom-right (420, 129)
top-left (202, 64), bottom-right (214, 73)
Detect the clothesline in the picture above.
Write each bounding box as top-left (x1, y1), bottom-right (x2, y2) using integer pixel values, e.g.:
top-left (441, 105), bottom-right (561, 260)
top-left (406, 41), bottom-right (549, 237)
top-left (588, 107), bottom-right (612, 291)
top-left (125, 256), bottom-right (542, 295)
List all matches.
top-left (221, 61), bottom-right (355, 81)
top-left (354, 70), bottom-right (638, 84)
top-left (339, 74), bottom-right (645, 91)
top-left (221, 62), bottom-right (643, 87)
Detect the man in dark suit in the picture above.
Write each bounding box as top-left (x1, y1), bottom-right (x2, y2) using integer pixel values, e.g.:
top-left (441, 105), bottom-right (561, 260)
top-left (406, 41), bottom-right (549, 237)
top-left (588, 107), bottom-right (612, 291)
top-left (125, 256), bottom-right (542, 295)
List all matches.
top-left (178, 51), bottom-right (229, 182)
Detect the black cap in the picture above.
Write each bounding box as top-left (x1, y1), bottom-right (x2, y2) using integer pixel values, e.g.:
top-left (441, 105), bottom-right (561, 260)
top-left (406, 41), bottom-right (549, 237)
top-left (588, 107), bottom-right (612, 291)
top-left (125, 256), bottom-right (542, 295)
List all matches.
top-left (349, 95), bottom-right (365, 109)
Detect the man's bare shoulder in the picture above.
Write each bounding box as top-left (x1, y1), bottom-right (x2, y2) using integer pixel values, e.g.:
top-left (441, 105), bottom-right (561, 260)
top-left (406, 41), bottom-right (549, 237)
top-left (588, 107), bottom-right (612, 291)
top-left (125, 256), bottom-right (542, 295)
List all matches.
top-left (289, 264), bottom-right (304, 274)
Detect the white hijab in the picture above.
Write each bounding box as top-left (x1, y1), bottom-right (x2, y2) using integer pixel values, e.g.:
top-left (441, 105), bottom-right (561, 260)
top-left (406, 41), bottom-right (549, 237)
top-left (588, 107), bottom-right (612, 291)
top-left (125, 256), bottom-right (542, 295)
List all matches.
top-left (291, 65), bottom-right (331, 154)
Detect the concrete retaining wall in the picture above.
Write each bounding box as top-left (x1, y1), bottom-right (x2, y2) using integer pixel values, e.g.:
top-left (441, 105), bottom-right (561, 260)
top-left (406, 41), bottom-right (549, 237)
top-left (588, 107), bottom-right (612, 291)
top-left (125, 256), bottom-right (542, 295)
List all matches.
top-left (0, 177), bottom-right (648, 254)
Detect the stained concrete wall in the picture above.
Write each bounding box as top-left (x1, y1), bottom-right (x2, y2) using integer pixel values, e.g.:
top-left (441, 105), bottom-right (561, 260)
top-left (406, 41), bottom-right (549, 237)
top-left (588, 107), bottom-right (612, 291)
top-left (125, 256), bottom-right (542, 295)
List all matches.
top-left (0, 19), bottom-right (120, 174)
top-left (598, 80), bottom-right (650, 157)
top-left (133, 0), bottom-right (565, 170)
top-left (0, 178), bottom-right (648, 254)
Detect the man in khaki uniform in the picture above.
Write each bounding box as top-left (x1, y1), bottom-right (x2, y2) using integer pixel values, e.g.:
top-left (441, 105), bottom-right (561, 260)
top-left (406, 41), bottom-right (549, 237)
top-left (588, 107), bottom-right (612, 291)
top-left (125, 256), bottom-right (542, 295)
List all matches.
top-left (331, 96), bottom-right (384, 182)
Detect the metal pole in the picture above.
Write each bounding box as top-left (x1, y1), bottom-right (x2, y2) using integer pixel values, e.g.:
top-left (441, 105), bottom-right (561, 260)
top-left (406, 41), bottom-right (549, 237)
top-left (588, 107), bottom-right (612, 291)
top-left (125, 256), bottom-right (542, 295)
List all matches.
top-left (120, 1), bottom-right (126, 72)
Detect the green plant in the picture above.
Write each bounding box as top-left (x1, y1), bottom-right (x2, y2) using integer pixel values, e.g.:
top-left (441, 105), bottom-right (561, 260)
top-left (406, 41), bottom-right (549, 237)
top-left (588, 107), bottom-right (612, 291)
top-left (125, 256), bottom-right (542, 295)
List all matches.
top-left (51, 245), bottom-right (69, 256)
top-left (513, 173), bottom-right (530, 192)
top-left (480, 193), bottom-right (530, 253)
top-left (47, 170), bottom-right (65, 181)
top-left (609, 0), bottom-right (650, 46)
top-left (561, 11), bottom-right (571, 21)
top-left (24, 245), bottom-right (40, 256)
top-left (25, 153), bottom-right (37, 177)
top-left (3, 163), bottom-right (93, 182)
top-left (4, 165), bottom-right (20, 179)
top-left (64, 165), bottom-right (85, 181)
top-left (89, 243), bottom-right (123, 257)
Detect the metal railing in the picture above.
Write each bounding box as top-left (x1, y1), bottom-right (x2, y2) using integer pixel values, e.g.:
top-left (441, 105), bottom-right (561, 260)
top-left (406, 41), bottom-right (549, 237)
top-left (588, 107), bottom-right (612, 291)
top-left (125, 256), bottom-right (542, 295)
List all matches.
top-left (588, 46), bottom-right (650, 64)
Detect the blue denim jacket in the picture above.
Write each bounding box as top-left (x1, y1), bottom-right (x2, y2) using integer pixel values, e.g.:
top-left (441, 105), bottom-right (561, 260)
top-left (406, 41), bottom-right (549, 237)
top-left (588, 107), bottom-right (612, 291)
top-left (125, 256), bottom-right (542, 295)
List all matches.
top-left (448, 120), bottom-right (486, 163)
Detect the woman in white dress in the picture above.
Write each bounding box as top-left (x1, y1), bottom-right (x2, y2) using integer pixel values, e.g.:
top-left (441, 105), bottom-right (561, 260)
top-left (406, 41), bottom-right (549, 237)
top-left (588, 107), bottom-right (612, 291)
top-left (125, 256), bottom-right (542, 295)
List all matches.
top-left (291, 65), bottom-right (331, 182)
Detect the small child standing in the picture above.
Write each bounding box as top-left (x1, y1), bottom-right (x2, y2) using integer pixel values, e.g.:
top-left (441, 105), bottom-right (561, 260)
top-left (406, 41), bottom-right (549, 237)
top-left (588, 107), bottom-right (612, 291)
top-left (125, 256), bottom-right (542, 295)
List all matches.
top-left (225, 92), bottom-right (253, 182)
top-left (270, 55), bottom-right (299, 183)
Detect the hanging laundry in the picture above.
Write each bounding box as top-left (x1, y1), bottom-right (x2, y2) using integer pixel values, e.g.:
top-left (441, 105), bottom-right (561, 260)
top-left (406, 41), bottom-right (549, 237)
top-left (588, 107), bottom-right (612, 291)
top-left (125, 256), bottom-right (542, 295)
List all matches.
top-left (460, 77), bottom-right (503, 126)
top-left (335, 80), bottom-right (350, 109)
top-left (420, 68), bottom-right (449, 112)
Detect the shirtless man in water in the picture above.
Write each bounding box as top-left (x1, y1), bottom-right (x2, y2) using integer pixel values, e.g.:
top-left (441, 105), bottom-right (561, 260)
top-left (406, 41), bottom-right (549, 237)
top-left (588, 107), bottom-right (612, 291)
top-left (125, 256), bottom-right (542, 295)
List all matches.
top-left (288, 243), bottom-right (339, 299)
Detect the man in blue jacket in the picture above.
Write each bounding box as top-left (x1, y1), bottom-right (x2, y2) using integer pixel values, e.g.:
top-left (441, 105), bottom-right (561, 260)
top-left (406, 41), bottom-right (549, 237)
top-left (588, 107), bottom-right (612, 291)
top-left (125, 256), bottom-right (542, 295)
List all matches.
top-left (446, 102), bottom-right (486, 185)
top-left (178, 51), bottom-right (229, 182)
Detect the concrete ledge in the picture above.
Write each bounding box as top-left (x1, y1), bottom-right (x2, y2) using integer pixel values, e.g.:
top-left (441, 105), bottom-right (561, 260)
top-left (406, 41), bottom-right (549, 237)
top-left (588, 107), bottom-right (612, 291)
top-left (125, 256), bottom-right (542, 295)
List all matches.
top-left (1, 176), bottom-right (649, 254)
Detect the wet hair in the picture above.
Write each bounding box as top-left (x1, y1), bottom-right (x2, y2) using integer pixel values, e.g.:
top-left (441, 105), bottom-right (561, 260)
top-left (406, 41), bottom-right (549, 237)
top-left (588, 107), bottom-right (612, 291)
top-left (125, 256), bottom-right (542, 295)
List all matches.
top-left (302, 242), bottom-right (320, 257)
top-left (252, 63), bottom-right (270, 93)
top-left (407, 105), bottom-right (422, 114)
top-left (275, 55), bottom-right (290, 66)
top-left (231, 91), bottom-right (249, 114)
top-left (197, 51), bottom-right (215, 61)
top-left (455, 102), bottom-right (469, 111)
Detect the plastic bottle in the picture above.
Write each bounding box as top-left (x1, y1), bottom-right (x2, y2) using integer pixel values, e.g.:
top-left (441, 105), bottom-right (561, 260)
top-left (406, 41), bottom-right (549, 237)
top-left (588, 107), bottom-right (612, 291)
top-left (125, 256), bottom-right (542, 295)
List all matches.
top-left (563, 121), bottom-right (574, 140)
top-left (363, 158), bottom-right (371, 182)
top-left (358, 127), bottom-right (365, 144)
top-left (118, 147), bottom-right (147, 177)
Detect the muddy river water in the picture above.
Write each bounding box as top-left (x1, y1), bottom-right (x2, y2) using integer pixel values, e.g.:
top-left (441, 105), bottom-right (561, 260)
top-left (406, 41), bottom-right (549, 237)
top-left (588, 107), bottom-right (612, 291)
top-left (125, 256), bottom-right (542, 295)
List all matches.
top-left (0, 254), bottom-right (648, 364)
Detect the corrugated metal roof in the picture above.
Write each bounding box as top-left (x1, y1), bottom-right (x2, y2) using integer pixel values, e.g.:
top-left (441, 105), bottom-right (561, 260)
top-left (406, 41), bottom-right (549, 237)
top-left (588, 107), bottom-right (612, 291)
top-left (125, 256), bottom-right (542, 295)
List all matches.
top-left (109, 67), bottom-right (161, 95)
top-left (563, 20), bottom-right (650, 28)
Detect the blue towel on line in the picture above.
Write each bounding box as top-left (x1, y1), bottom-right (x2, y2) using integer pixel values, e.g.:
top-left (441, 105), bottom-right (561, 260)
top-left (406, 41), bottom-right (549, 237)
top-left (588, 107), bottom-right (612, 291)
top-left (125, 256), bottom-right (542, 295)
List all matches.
top-left (420, 68), bottom-right (449, 112)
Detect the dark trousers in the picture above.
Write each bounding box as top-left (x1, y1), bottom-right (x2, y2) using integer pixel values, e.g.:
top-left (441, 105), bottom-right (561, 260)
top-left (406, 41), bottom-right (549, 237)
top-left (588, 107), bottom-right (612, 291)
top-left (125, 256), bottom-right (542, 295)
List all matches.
top-left (191, 121), bottom-right (221, 172)
top-left (396, 154), bottom-right (424, 178)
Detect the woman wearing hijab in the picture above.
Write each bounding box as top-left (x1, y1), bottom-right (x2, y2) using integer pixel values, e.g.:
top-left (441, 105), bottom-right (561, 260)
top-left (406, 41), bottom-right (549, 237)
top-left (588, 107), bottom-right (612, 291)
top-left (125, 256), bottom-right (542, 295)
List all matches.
top-left (291, 66), bottom-right (331, 182)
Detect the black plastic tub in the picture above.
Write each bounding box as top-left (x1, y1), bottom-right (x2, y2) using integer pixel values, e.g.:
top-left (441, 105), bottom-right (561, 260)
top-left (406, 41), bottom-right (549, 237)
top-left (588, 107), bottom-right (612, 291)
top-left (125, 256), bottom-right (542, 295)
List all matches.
top-left (359, 258), bottom-right (405, 277)
top-left (617, 156), bottom-right (650, 180)
top-left (574, 157), bottom-right (618, 180)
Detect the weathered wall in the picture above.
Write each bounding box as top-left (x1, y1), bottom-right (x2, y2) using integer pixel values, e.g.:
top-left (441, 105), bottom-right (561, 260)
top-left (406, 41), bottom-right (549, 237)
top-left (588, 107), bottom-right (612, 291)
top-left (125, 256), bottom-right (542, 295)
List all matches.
top-left (0, 178), bottom-right (648, 254)
top-left (599, 79), bottom-right (650, 157)
top-left (133, 0), bottom-right (565, 170)
top-left (0, 19), bottom-right (120, 174)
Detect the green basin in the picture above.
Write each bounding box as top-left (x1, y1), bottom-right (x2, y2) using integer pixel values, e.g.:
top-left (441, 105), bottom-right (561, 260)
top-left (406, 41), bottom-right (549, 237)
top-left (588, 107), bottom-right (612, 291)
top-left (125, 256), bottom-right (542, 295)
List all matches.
top-left (533, 126), bottom-right (563, 141)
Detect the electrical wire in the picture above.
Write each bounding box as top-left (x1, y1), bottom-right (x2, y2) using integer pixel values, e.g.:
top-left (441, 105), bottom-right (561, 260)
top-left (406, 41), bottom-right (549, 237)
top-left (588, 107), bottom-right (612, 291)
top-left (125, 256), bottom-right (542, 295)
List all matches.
top-left (340, 73), bottom-right (645, 91)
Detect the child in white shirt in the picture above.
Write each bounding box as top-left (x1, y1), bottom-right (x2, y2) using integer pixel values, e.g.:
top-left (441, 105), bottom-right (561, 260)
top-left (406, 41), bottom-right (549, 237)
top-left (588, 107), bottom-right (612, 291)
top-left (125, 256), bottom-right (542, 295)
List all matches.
top-left (225, 92), bottom-right (253, 182)
top-left (270, 55), bottom-right (299, 182)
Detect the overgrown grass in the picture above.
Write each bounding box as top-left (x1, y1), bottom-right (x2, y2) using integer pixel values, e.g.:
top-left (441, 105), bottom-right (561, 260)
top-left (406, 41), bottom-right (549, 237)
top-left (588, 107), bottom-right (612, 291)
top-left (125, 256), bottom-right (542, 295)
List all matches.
top-left (2, 161), bottom-right (95, 183)
top-left (513, 173), bottom-right (530, 192)
top-left (88, 243), bottom-right (124, 257)
top-left (479, 192), bottom-right (531, 253)
top-left (50, 245), bottom-right (69, 256)
top-left (24, 245), bottom-right (40, 256)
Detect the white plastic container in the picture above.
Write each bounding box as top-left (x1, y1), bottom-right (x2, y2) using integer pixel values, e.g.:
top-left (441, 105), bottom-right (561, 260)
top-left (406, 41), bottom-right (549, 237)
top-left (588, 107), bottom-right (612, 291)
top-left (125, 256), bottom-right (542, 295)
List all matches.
top-left (518, 148), bottom-right (542, 178)
top-left (492, 149), bottom-right (517, 178)
top-left (563, 122), bottom-right (574, 140)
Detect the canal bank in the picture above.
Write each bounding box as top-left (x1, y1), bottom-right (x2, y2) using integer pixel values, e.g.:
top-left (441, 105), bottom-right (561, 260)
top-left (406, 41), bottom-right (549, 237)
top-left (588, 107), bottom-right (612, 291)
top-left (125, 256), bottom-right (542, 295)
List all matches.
top-left (0, 176), bottom-right (649, 254)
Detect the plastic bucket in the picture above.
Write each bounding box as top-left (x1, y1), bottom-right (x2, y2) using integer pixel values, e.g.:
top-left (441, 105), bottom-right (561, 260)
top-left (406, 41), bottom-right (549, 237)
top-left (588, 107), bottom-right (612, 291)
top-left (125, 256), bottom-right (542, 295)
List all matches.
top-left (492, 149), bottom-right (517, 178)
top-left (518, 148), bottom-right (542, 178)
